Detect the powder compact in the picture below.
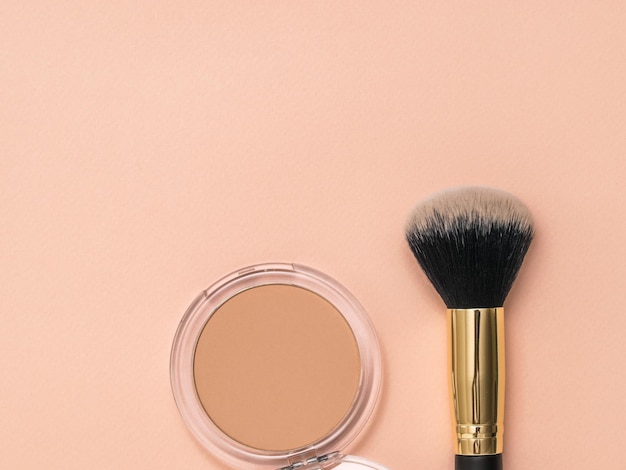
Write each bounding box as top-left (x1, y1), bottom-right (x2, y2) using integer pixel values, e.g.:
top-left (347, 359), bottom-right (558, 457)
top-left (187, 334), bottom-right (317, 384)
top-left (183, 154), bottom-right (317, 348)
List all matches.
top-left (170, 263), bottom-right (387, 469)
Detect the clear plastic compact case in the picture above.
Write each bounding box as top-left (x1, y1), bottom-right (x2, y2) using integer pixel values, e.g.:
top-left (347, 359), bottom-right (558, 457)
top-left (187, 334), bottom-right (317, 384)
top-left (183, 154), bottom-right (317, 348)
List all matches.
top-left (170, 263), bottom-right (387, 470)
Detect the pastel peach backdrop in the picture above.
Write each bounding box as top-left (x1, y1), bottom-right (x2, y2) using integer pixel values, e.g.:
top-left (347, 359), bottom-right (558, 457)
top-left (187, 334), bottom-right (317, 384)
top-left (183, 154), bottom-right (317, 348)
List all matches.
top-left (2, 2), bottom-right (624, 469)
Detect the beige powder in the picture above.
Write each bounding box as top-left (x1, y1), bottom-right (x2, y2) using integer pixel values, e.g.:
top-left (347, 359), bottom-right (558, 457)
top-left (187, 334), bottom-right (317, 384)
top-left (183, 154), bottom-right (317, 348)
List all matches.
top-left (193, 284), bottom-right (361, 451)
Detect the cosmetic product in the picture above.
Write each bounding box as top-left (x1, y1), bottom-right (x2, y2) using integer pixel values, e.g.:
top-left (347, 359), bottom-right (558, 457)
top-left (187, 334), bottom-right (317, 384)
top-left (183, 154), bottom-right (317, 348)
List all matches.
top-left (405, 187), bottom-right (534, 470)
top-left (170, 263), bottom-right (387, 470)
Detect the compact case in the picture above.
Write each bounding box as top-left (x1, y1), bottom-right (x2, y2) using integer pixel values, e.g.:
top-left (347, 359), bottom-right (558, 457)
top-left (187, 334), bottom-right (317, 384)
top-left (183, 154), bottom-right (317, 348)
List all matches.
top-left (170, 263), bottom-right (387, 470)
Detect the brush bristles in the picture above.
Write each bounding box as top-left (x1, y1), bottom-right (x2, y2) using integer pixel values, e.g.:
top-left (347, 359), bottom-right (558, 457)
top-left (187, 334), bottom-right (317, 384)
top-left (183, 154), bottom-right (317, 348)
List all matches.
top-left (405, 187), bottom-right (534, 308)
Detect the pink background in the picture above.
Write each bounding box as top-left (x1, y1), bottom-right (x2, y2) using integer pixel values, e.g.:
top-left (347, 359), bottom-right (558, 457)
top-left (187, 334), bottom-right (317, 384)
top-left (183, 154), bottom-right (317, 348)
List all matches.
top-left (2, 2), bottom-right (625, 469)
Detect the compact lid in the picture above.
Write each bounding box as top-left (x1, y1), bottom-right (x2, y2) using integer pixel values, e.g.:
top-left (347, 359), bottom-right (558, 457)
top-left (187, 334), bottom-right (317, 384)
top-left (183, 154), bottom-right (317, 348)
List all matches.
top-left (170, 263), bottom-right (386, 469)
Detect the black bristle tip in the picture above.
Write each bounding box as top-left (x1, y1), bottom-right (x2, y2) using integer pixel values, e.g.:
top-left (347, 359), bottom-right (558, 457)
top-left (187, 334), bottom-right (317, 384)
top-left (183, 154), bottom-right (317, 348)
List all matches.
top-left (405, 187), bottom-right (534, 309)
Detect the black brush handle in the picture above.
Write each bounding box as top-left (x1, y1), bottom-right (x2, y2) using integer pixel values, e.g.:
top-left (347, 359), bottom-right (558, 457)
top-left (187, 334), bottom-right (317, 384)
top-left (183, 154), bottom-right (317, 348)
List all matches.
top-left (455, 454), bottom-right (503, 470)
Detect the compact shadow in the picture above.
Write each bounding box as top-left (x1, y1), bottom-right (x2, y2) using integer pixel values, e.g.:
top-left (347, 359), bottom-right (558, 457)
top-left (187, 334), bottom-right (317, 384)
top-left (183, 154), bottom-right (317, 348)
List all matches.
top-left (170, 263), bottom-right (387, 470)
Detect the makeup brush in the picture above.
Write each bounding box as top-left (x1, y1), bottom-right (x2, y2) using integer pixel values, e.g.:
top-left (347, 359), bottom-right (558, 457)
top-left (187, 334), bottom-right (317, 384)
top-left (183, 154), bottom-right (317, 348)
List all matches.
top-left (405, 187), bottom-right (534, 470)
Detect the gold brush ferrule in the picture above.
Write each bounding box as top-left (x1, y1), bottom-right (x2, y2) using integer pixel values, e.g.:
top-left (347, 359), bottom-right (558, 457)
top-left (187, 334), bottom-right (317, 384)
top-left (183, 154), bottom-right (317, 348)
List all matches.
top-left (447, 308), bottom-right (505, 455)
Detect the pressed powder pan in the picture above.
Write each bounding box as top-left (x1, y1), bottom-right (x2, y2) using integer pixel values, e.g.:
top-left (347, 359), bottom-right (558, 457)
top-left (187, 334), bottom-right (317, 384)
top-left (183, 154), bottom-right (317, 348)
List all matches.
top-left (170, 263), bottom-right (387, 470)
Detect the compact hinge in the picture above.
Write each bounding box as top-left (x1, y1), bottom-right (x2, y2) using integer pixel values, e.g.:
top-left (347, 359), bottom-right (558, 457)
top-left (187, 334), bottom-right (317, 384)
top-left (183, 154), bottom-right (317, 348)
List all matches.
top-left (278, 451), bottom-right (339, 470)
